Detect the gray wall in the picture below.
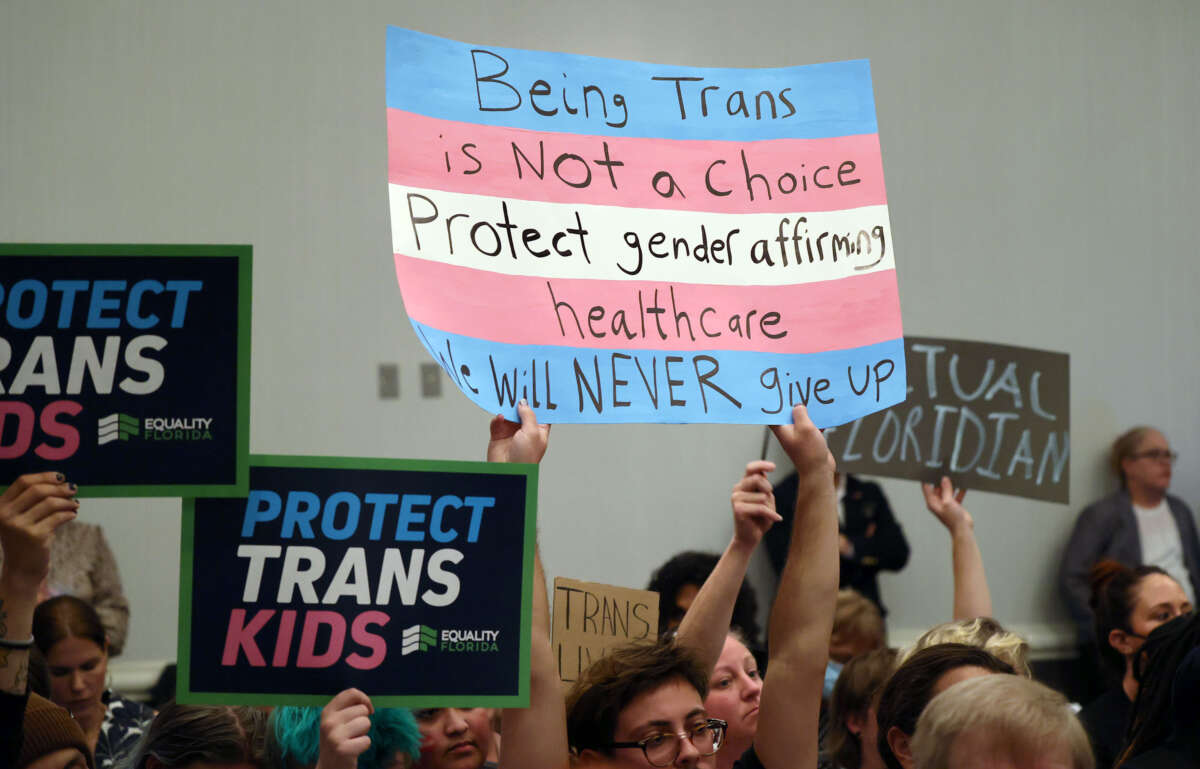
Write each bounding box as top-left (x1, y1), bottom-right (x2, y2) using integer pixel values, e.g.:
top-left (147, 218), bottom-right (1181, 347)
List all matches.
top-left (2, 0), bottom-right (1197, 665)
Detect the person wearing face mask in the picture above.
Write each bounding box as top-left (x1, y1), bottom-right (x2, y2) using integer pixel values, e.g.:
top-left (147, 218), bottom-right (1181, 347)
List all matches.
top-left (1061, 427), bottom-right (1200, 671)
top-left (1078, 560), bottom-right (1192, 768)
top-left (32, 595), bottom-right (152, 769)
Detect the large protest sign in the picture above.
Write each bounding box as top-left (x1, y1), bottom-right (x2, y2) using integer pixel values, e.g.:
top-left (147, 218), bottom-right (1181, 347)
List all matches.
top-left (0, 244), bottom-right (251, 496)
top-left (386, 28), bottom-right (905, 426)
top-left (552, 577), bottom-right (658, 683)
top-left (178, 456), bottom-right (537, 706)
top-left (823, 337), bottom-right (1070, 502)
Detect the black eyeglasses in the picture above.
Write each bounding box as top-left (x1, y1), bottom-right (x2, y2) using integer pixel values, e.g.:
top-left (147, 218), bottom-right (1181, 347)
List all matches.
top-left (607, 719), bottom-right (727, 767)
top-left (1132, 449), bottom-right (1179, 463)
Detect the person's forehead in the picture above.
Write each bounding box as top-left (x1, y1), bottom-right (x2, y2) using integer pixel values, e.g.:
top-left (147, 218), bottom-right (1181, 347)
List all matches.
top-left (1134, 574), bottom-right (1189, 610)
top-left (616, 678), bottom-right (706, 734)
top-left (716, 636), bottom-right (752, 665)
top-left (1138, 430), bottom-right (1169, 449)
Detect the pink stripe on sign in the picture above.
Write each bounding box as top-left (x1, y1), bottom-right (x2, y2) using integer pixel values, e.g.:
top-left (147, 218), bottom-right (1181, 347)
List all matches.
top-left (394, 253), bottom-right (901, 354)
top-left (388, 109), bottom-right (886, 214)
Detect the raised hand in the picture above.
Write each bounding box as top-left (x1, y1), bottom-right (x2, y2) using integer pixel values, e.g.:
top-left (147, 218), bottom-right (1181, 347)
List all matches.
top-left (316, 688), bottom-right (374, 769)
top-left (731, 460), bottom-right (781, 549)
top-left (922, 476), bottom-right (972, 532)
top-left (769, 405), bottom-right (835, 481)
top-left (0, 472), bottom-right (79, 589)
top-left (486, 400), bottom-right (551, 465)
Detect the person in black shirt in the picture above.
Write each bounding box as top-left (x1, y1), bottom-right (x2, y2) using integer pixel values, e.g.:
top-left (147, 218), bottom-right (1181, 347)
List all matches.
top-left (765, 473), bottom-right (908, 615)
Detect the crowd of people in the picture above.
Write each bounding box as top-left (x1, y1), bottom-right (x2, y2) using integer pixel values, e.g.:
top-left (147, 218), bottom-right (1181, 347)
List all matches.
top-left (2, 410), bottom-right (1199, 769)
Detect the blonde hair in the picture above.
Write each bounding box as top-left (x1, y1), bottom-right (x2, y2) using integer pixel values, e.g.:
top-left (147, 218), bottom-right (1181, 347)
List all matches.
top-left (912, 675), bottom-right (1093, 769)
top-left (832, 589), bottom-right (886, 651)
top-left (898, 617), bottom-right (1031, 678)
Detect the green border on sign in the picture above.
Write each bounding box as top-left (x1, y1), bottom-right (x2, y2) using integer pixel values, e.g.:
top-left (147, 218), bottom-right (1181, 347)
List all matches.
top-left (0, 243), bottom-right (252, 498)
top-left (177, 454), bottom-right (537, 708)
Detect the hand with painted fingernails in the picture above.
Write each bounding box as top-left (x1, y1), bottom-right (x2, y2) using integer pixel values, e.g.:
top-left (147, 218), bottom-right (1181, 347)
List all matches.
top-left (0, 472), bottom-right (79, 589)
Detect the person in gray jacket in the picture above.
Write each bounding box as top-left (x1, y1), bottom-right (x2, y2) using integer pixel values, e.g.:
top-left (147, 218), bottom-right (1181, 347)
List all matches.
top-left (1060, 426), bottom-right (1200, 655)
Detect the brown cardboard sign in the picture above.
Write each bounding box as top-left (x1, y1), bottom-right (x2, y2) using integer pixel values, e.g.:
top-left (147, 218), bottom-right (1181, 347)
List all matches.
top-left (552, 577), bottom-right (659, 683)
top-left (823, 337), bottom-right (1070, 503)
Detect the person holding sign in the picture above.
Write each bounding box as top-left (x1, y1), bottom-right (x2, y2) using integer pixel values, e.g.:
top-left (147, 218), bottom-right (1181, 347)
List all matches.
top-left (0, 472), bottom-right (87, 769)
top-left (483, 400), bottom-right (568, 769)
top-left (672, 461), bottom-right (780, 769)
top-left (1060, 427), bottom-right (1200, 674)
top-left (565, 404), bottom-right (837, 769)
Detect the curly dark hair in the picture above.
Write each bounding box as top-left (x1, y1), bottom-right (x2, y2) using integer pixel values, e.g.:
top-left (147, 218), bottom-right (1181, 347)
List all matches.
top-left (646, 550), bottom-right (761, 647)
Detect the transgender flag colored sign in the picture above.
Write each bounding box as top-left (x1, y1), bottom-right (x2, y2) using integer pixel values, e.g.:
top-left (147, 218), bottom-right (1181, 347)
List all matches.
top-left (386, 27), bottom-right (906, 425)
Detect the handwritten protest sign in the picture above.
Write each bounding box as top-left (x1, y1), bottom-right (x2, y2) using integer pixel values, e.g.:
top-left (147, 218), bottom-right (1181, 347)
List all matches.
top-left (0, 244), bottom-right (250, 496)
top-left (386, 28), bottom-right (905, 426)
top-left (178, 456), bottom-right (537, 706)
top-left (824, 337), bottom-right (1070, 502)
top-left (552, 577), bottom-right (658, 683)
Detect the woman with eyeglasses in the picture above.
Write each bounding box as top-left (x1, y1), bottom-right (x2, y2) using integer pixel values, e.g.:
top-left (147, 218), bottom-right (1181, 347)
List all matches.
top-left (1060, 427), bottom-right (1200, 691)
top-left (1078, 560), bottom-right (1191, 768)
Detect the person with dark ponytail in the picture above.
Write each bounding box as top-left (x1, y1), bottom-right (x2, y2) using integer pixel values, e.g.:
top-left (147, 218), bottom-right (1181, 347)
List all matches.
top-left (1116, 611), bottom-right (1200, 768)
top-left (1078, 560), bottom-right (1191, 768)
top-left (1060, 427), bottom-right (1200, 663)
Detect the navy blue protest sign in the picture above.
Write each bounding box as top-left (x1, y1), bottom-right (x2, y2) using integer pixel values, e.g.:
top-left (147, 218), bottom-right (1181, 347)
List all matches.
top-left (178, 456), bottom-right (537, 707)
top-left (0, 244), bottom-right (251, 496)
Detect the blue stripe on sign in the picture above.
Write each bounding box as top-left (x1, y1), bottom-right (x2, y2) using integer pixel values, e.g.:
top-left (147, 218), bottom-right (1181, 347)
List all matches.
top-left (409, 319), bottom-right (906, 426)
top-left (386, 27), bottom-right (878, 141)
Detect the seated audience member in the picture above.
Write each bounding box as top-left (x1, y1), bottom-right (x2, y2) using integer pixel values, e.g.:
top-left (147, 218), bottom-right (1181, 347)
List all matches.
top-left (830, 590), bottom-right (886, 666)
top-left (875, 644), bottom-right (1015, 769)
top-left (0, 516), bottom-right (131, 656)
top-left (272, 689), bottom-right (421, 769)
top-left (1, 472), bottom-right (86, 769)
top-left (647, 552), bottom-right (763, 649)
top-left (898, 617), bottom-right (1031, 679)
top-left (124, 703), bottom-right (271, 769)
top-left (1117, 611), bottom-right (1200, 768)
top-left (568, 404), bottom-right (839, 769)
top-left (911, 675), bottom-right (1094, 769)
top-left (765, 472), bottom-right (908, 615)
top-left (1079, 560), bottom-right (1191, 768)
top-left (1060, 427), bottom-right (1200, 666)
top-left (16, 692), bottom-right (97, 769)
top-left (412, 708), bottom-right (498, 769)
top-left (33, 595), bottom-right (153, 768)
top-left (827, 648), bottom-right (897, 769)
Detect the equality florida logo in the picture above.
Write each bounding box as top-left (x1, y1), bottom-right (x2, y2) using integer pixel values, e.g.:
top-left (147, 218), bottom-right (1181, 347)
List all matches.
top-left (97, 413), bottom-right (215, 445)
top-left (401, 624), bottom-right (500, 656)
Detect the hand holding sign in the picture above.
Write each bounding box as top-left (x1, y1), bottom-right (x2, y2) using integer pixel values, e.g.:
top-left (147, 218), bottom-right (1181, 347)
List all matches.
top-left (769, 405), bottom-right (835, 485)
top-left (487, 400), bottom-right (551, 464)
top-left (730, 461), bottom-right (781, 550)
top-left (315, 689), bottom-right (375, 769)
top-left (0, 472), bottom-right (79, 589)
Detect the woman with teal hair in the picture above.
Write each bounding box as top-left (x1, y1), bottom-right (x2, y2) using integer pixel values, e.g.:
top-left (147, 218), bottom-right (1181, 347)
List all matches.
top-left (272, 689), bottom-right (422, 769)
